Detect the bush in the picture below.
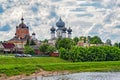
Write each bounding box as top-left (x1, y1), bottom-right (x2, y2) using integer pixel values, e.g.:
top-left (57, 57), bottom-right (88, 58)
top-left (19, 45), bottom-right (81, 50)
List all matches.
top-left (59, 46), bottom-right (120, 62)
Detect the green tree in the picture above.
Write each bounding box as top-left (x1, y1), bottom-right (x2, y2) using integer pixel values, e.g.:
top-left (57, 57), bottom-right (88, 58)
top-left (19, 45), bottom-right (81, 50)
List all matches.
top-left (47, 45), bottom-right (56, 54)
top-left (56, 38), bottom-right (75, 49)
top-left (59, 46), bottom-right (120, 62)
top-left (79, 36), bottom-right (86, 43)
top-left (90, 36), bottom-right (103, 44)
top-left (43, 39), bottom-right (48, 43)
top-left (39, 44), bottom-right (49, 54)
top-left (24, 46), bottom-right (35, 55)
top-left (113, 42), bottom-right (119, 47)
top-left (73, 37), bottom-right (79, 45)
top-left (55, 38), bottom-right (62, 49)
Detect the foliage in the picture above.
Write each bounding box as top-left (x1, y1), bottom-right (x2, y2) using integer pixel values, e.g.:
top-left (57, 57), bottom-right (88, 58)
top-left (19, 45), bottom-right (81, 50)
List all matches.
top-left (39, 44), bottom-right (49, 54)
top-left (24, 46), bottom-right (35, 55)
top-left (56, 38), bottom-right (75, 49)
top-left (59, 46), bottom-right (120, 62)
top-left (90, 36), bottom-right (103, 44)
top-left (113, 42), bottom-right (120, 48)
top-left (43, 39), bottom-right (48, 43)
top-left (39, 44), bottom-right (56, 54)
top-left (47, 45), bottom-right (56, 53)
top-left (79, 36), bottom-right (86, 43)
top-left (73, 37), bottom-right (79, 45)
top-left (55, 38), bottom-right (62, 49)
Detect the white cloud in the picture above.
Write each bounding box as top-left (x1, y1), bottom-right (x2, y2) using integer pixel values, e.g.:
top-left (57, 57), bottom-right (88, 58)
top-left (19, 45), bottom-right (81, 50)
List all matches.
top-left (0, 0), bottom-right (120, 43)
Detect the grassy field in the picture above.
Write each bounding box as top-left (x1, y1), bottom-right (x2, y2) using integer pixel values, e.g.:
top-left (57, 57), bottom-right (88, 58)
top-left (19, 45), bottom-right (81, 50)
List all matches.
top-left (0, 56), bottom-right (120, 76)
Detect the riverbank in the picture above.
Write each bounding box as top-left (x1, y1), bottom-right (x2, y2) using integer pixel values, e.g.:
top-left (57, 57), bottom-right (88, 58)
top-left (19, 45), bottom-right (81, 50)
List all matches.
top-left (0, 57), bottom-right (120, 79)
top-left (0, 69), bottom-right (69, 80)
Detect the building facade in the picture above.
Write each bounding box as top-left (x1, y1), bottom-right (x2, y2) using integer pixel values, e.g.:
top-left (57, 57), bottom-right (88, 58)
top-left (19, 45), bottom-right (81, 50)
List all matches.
top-left (7, 17), bottom-right (38, 52)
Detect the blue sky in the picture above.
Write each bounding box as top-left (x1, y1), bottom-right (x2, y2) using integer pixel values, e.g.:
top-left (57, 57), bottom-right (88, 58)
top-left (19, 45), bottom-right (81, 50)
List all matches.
top-left (0, 0), bottom-right (120, 43)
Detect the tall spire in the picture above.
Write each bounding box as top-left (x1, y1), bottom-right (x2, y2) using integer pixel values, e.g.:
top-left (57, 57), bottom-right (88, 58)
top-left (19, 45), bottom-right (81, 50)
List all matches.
top-left (21, 13), bottom-right (24, 23)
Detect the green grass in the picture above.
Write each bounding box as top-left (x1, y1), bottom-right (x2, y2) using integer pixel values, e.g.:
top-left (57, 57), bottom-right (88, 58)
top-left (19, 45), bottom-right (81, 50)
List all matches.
top-left (0, 56), bottom-right (120, 76)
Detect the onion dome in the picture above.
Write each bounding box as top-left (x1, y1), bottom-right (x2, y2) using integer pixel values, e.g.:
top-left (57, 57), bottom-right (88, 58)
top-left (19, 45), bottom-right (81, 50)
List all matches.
top-left (16, 26), bottom-right (18, 28)
top-left (56, 17), bottom-right (65, 27)
top-left (50, 26), bottom-right (56, 32)
top-left (32, 32), bottom-right (36, 35)
top-left (67, 27), bottom-right (72, 33)
top-left (62, 27), bottom-right (67, 32)
top-left (19, 17), bottom-right (28, 28)
top-left (21, 17), bottom-right (24, 22)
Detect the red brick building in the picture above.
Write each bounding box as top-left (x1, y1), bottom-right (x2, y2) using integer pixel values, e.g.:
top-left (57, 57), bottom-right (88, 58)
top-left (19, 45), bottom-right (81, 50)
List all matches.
top-left (8, 17), bottom-right (30, 49)
top-left (16, 17), bottom-right (30, 39)
top-left (6, 17), bottom-right (39, 53)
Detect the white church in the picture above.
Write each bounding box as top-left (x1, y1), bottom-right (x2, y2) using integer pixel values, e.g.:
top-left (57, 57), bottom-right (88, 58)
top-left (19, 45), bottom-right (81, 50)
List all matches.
top-left (50, 17), bottom-right (72, 39)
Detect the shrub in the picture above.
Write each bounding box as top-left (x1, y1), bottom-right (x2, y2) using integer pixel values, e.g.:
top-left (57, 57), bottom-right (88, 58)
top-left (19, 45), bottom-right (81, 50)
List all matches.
top-left (59, 46), bottom-right (120, 62)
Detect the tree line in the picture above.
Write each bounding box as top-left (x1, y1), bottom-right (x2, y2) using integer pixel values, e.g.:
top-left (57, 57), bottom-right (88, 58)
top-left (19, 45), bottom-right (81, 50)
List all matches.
top-left (59, 46), bottom-right (120, 62)
top-left (23, 36), bottom-right (120, 61)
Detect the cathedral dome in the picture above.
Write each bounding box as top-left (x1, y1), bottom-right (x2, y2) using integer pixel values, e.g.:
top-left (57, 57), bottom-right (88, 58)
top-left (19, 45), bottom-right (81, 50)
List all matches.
top-left (19, 17), bottom-right (28, 28)
top-left (32, 32), bottom-right (36, 35)
top-left (19, 23), bottom-right (27, 28)
top-left (50, 26), bottom-right (56, 32)
top-left (56, 17), bottom-right (65, 27)
top-left (62, 27), bottom-right (67, 32)
top-left (67, 27), bottom-right (72, 33)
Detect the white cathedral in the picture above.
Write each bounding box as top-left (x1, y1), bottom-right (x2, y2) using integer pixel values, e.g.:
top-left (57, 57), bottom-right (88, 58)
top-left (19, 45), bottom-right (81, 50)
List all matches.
top-left (50, 17), bottom-right (72, 40)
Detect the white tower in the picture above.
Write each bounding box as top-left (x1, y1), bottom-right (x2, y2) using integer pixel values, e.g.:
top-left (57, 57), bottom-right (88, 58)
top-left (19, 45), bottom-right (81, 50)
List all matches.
top-left (67, 27), bottom-right (72, 38)
top-left (50, 26), bottom-right (56, 39)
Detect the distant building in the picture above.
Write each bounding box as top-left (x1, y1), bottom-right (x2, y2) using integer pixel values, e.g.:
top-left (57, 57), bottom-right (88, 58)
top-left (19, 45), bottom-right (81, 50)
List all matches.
top-left (8, 17), bottom-right (30, 48)
top-left (50, 17), bottom-right (72, 40)
top-left (7, 17), bottom-right (38, 53)
top-left (1, 43), bottom-right (15, 53)
top-left (49, 17), bottom-right (72, 46)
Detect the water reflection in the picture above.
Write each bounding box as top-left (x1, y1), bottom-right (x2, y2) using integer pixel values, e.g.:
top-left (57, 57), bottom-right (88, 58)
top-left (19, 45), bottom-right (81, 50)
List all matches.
top-left (22, 72), bottom-right (120, 80)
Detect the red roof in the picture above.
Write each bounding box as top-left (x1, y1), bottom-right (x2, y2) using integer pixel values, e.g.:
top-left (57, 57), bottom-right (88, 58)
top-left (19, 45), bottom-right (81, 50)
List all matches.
top-left (2, 43), bottom-right (15, 49)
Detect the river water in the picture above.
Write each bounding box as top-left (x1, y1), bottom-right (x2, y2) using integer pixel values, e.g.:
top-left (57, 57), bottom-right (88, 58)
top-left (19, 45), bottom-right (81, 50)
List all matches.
top-left (22, 72), bottom-right (120, 80)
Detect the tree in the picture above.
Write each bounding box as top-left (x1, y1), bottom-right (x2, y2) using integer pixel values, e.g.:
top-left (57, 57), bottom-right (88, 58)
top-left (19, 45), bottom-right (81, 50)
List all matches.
top-left (24, 46), bottom-right (35, 55)
top-left (59, 46), bottom-right (120, 62)
top-left (47, 45), bottom-right (56, 54)
top-left (30, 39), bottom-right (36, 45)
top-left (56, 38), bottom-right (75, 49)
top-left (39, 44), bottom-right (56, 55)
top-left (55, 38), bottom-right (62, 49)
top-left (43, 39), bottom-right (48, 43)
top-left (79, 36), bottom-right (86, 43)
top-left (39, 43), bottom-right (49, 54)
top-left (73, 37), bottom-right (79, 45)
top-left (113, 42), bottom-right (119, 48)
top-left (90, 36), bottom-right (103, 44)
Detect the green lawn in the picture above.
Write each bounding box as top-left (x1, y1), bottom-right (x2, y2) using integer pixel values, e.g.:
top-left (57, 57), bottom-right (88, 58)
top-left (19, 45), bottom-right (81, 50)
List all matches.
top-left (0, 56), bottom-right (120, 76)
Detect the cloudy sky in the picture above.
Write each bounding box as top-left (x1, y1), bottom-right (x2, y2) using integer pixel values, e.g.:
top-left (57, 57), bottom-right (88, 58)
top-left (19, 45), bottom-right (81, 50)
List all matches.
top-left (0, 0), bottom-right (120, 43)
